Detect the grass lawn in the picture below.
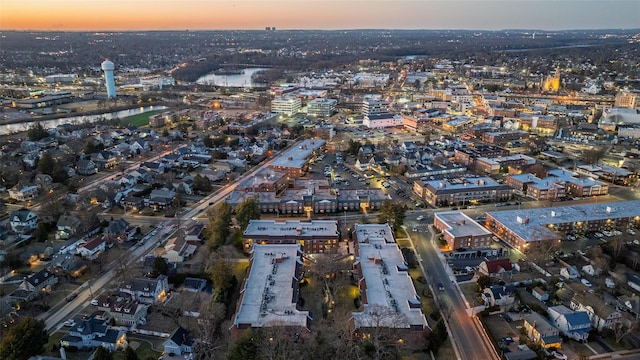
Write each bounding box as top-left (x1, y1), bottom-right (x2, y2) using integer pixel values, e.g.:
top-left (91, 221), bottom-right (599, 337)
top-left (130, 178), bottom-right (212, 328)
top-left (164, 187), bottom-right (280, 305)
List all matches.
top-left (43, 331), bottom-right (66, 357)
top-left (120, 110), bottom-right (163, 127)
top-left (113, 340), bottom-right (161, 360)
top-left (435, 338), bottom-right (456, 360)
top-left (459, 282), bottom-right (482, 307)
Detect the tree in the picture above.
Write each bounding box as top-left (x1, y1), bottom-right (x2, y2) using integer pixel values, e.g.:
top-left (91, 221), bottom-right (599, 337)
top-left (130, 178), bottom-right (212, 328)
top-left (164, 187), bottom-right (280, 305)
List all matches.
top-left (93, 346), bottom-right (113, 360)
top-left (377, 200), bottom-right (405, 230)
top-left (27, 122), bottom-right (48, 141)
top-left (205, 202), bottom-right (232, 249)
top-left (124, 346), bottom-right (138, 360)
top-left (613, 319), bottom-right (639, 344)
top-left (36, 222), bottom-right (48, 242)
top-left (477, 275), bottom-right (491, 290)
top-left (193, 174), bottom-right (212, 193)
top-left (581, 146), bottom-right (608, 165)
top-left (152, 256), bottom-right (168, 277)
top-left (37, 151), bottom-right (56, 176)
top-left (210, 257), bottom-right (233, 298)
top-left (0, 317), bottom-right (48, 360)
top-left (235, 198), bottom-right (260, 230)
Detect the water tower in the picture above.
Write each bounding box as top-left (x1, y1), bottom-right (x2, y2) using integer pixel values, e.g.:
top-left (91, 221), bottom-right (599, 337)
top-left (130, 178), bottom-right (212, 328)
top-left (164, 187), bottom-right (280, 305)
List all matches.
top-left (101, 59), bottom-right (116, 98)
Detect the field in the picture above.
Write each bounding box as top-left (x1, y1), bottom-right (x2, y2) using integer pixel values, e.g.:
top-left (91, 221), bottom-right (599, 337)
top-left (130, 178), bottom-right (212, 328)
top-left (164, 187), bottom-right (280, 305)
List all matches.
top-left (120, 110), bottom-right (163, 127)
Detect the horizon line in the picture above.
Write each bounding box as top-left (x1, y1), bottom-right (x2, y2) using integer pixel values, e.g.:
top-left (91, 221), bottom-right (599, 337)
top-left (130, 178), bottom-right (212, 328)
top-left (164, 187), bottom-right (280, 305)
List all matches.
top-left (2, 27), bottom-right (639, 33)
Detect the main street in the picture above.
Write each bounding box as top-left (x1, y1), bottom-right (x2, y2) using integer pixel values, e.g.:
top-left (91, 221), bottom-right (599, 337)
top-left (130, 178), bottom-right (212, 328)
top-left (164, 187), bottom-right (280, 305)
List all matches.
top-left (409, 220), bottom-right (497, 360)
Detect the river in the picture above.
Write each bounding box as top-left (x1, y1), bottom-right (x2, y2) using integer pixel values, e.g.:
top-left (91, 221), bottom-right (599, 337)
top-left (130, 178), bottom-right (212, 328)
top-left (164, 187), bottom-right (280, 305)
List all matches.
top-left (196, 68), bottom-right (268, 87)
top-left (0, 105), bottom-right (167, 135)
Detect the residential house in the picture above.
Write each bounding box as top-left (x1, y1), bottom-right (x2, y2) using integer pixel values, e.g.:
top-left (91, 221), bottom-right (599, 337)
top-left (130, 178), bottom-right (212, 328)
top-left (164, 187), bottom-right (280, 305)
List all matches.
top-left (104, 218), bottom-right (132, 243)
top-left (130, 139), bottom-right (150, 153)
top-left (547, 305), bottom-right (591, 342)
top-left (96, 294), bottom-right (148, 327)
top-left (570, 293), bottom-right (622, 332)
top-left (184, 224), bottom-right (204, 243)
top-left (140, 161), bottom-right (164, 174)
top-left (478, 259), bottom-right (513, 278)
top-left (582, 264), bottom-right (601, 277)
top-left (10, 268), bottom-right (58, 302)
top-left (76, 159), bottom-right (98, 176)
top-left (10, 208), bottom-right (38, 234)
top-left (626, 273), bottom-right (640, 292)
top-left (60, 315), bottom-right (127, 351)
top-left (523, 312), bottom-right (562, 349)
top-left (119, 275), bottom-right (169, 304)
top-left (183, 278), bottom-right (207, 293)
top-left (532, 287), bottom-right (549, 302)
top-left (163, 327), bottom-right (194, 356)
top-left (34, 174), bottom-right (54, 192)
top-left (78, 236), bottom-right (106, 260)
top-left (56, 213), bottom-right (82, 240)
top-left (616, 295), bottom-right (640, 319)
top-left (92, 150), bottom-right (119, 169)
top-left (146, 189), bottom-right (175, 211)
top-left (8, 185), bottom-right (39, 202)
top-left (561, 266), bottom-right (581, 280)
top-left (482, 285), bottom-right (516, 309)
top-left (161, 236), bottom-right (196, 264)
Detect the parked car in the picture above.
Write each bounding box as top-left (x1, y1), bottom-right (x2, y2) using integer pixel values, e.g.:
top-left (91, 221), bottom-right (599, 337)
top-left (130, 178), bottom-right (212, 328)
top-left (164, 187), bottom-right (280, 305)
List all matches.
top-left (581, 279), bottom-right (592, 287)
top-left (417, 215), bottom-right (424, 221)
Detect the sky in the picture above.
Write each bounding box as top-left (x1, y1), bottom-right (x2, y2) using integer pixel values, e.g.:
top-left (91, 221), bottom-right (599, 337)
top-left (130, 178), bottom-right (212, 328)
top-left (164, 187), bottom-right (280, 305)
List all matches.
top-left (1, 0), bottom-right (639, 31)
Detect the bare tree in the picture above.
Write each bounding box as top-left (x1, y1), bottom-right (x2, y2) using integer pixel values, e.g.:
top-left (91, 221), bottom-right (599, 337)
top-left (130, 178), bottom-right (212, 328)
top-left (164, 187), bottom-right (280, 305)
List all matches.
top-left (194, 299), bottom-right (228, 359)
top-left (610, 238), bottom-right (624, 261)
top-left (613, 319), bottom-right (639, 344)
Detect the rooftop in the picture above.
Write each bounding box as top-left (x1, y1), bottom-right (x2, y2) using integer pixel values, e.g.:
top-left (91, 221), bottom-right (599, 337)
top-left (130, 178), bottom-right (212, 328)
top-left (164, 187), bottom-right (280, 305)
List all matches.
top-left (233, 244), bottom-right (310, 329)
top-left (244, 219), bottom-right (339, 238)
top-left (434, 211), bottom-right (492, 238)
top-left (488, 200), bottom-right (640, 243)
top-left (353, 226), bottom-right (428, 330)
top-left (353, 223), bottom-right (395, 244)
top-left (270, 139), bottom-right (325, 169)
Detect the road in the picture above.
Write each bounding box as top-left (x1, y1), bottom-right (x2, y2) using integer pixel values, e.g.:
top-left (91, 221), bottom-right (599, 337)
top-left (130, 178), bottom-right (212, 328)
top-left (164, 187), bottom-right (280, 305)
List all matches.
top-left (408, 221), bottom-right (497, 360)
top-left (39, 140), bottom-right (301, 330)
top-left (39, 223), bottom-right (176, 331)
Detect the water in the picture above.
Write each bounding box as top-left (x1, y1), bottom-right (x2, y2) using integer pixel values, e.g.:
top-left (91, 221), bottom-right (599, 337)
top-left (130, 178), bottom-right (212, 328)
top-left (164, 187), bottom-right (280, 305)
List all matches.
top-left (196, 68), bottom-right (268, 87)
top-left (0, 105), bottom-right (167, 135)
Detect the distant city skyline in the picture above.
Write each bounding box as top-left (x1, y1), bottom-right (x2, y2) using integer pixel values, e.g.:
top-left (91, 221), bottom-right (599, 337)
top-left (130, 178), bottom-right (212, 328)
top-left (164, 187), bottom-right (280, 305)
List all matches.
top-left (1, 0), bottom-right (638, 31)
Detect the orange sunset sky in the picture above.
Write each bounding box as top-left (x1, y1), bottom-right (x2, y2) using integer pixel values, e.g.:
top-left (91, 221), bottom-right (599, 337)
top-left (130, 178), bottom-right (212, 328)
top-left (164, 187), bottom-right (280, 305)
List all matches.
top-left (1, 0), bottom-right (639, 31)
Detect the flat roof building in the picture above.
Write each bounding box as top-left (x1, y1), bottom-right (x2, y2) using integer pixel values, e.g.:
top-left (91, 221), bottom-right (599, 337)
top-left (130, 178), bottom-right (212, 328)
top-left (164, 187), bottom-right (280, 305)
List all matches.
top-left (230, 244), bottom-right (311, 337)
top-left (414, 177), bottom-right (512, 207)
top-left (351, 224), bottom-right (429, 337)
top-left (243, 219), bottom-right (340, 253)
top-left (487, 200), bottom-right (640, 252)
top-left (434, 211), bottom-right (492, 250)
top-left (268, 139), bottom-right (325, 178)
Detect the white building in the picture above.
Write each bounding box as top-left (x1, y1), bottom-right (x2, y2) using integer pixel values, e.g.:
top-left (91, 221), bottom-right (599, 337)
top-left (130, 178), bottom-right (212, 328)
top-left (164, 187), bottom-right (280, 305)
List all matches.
top-left (362, 99), bottom-right (389, 116)
top-left (351, 224), bottom-right (429, 333)
top-left (271, 96), bottom-right (302, 116)
top-left (230, 244), bottom-right (311, 335)
top-left (363, 113), bottom-right (404, 129)
top-left (307, 98), bottom-right (336, 117)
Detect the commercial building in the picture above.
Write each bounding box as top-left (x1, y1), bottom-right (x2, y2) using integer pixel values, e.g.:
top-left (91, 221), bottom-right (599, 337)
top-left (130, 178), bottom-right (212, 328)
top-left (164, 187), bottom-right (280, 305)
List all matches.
top-left (474, 154), bottom-right (536, 175)
top-left (454, 145), bottom-right (510, 166)
top-left (363, 113), bottom-right (404, 128)
top-left (362, 99), bottom-right (389, 116)
top-left (486, 200), bottom-right (640, 252)
top-left (230, 244), bottom-right (311, 337)
top-left (433, 211), bottom-right (492, 250)
top-left (350, 224), bottom-right (429, 338)
top-left (507, 169), bottom-right (608, 200)
top-left (268, 139), bottom-right (325, 178)
top-left (413, 177), bottom-right (512, 207)
top-left (271, 96), bottom-right (302, 116)
top-left (243, 219), bottom-right (340, 253)
top-left (481, 130), bottom-right (530, 145)
top-left (306, 98), bottom-right (337, 117)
